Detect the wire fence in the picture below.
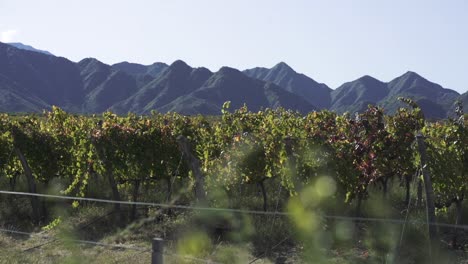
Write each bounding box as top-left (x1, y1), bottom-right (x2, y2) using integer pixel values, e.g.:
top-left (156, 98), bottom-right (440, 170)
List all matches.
top-left (0, 227), bottom-right (148, 251)
top-left (0, 226), bottom-right (220, 264)
top-left (1, 188), bottom-right (468, 263)
top-left (1, 189), bottom-right (468, 230)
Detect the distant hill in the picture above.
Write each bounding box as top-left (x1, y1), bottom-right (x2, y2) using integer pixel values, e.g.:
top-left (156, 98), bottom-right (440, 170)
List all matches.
top-left (329, 72), bottom-right (460, 118)
top-left (244, 62), bottom-right (332, 109)
top-left (0, 74), bottom-right (50, 112)
top-left (331, 75), bottom-right (388, 114)
top-left (159, 66), bottom-right (316, 115)
top-left (112, 61), bottom-right (168, 77)
top-left (0, 41), bottom-right (465, 118)
top-left (7, 42), bottom-right (53, 56)
top-left (0, 42), bottom-right (316, 115)
top-left (78, 58), bottom-right (139, 113)
top-left (111, 60), bottom-right (214, 114)
top-left (0, 42), bottom-right (84, 111)
top-left (458, 91), bottom-right (468, 113)
top-left (380, 71), bottom-right (459, 118)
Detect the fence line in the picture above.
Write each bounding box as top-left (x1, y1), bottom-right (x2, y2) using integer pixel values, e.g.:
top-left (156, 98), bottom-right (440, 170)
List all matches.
top-left (0, 227), bottom-right (40, 237)
top-left (0, 227), bottom-right (149, 251)
top-left (0, 226), bottom-right (220, 264)
top-left (0, 189), bottom-right (291, 215)
top-left (1, 190), bottom-right (468, 230)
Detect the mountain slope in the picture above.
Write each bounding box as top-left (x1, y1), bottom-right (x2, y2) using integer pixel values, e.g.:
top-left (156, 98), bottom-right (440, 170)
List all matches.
top-left (0, 41), bottom-right (465, 117)
top-left (331, 75), bottom-right (388, 113)
top-left (460, 92), bottom-right (468, 111)
top-left (7, 42), bottom-right (53, 56)
top-left (244, 62), bottom-right (332, 109)
top-left (0, 42), bottom-right (84, 111)
top-left (78, 58), bottom-right (113, 93)
top-left (112, 61), bottom-right (168, 77)
top-left (380, 71), bottom-right (459, 118)
top-left (329, 71), bottom-right (460, 118)
top-left (160, 67), bottom-right (316, 115)
top-left (111, 60), bottom-right (213, 114)
top-left (0, 74), bottom-right (50, 112)
top-left (78, 58), bottom-right (139, 113)
top-left (446, 91), bottom-right (468, 119)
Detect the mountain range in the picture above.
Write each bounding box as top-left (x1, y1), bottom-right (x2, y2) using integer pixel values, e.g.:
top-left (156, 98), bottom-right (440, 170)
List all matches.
top-left (0, 42), bottom-right (466, 118)
top-left (6, 42), bottom-right (54, 56)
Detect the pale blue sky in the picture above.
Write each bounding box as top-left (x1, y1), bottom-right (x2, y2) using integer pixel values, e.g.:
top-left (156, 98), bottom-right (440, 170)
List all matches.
top-left (1, 0), bottom-right (467, 93)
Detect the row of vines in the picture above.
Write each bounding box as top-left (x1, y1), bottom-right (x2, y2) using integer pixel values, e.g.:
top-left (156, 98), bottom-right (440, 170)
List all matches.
top-left (0, 99), bottom-right (466, 243)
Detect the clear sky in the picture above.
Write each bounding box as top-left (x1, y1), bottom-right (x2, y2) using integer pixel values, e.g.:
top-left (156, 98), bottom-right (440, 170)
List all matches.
top-left (0, 0), bottom-right (467, 93)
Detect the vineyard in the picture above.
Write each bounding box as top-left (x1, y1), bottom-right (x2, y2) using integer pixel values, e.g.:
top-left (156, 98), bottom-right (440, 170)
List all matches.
top-left (0, 99), bottom-right (467, 263)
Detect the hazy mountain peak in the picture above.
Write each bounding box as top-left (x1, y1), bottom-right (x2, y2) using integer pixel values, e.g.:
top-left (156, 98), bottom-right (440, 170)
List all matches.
top-left (77, 58), bottom-right (111, 75)
top-left (6, 42), bottom-right (53, 56)
top-left (357, 75), bottom-right (379, 81)
top-left (218, 66), bottom-right (242, 75)
top-left (150, 62), bottom-right (169, 68)
top-left (112, 61), bottom-right (168, 78)
top-left (78, 57), bottom-right (107, 66)
top-left (355, 75), bottom-right (385, 86)
top-left (271, 61), bottom-right (295, 73)
top-left (403, 70), bottom-right (420, 77)
top-left (400, 70), bottom-right (425, 80)
top-left (193, 66), bottom-right (211, 73)
top-left (330, 74), bottom-right (389, 114)
top-left (111, 61), bottom-right (146, 74)
top-left (113, 61), bottom-right (141, 67)
top-left (191, 67), bottom-right (213, 78)
top-left (389, 71), bottom-right (432, 91)
top-left (113, 61), bottom-right (168, 68)
top-left (170, 60), bottom-right (190, 69)
top-left (243, 61), bottom-right (331, 109)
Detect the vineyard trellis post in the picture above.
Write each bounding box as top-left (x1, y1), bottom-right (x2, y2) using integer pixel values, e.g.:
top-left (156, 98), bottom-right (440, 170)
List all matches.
top-left (151, 238), bottom-right (164, 264)
top-left (14, 147), bottom-right (41, 225)
top-left (415, 133), bottom-right (438, 257)
top-left (93, 143), bottom-right (125, 226)
top-left (177, 135), bottom-right (206, 203)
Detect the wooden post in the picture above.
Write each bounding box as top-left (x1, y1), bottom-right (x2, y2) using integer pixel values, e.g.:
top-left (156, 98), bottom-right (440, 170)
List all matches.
top-left (176, 135), bottom-right (206, 203)
top-left (15, 147), bottom-right (41, 225)
top-left (93, 144), bottom-right (124, 225)
top-left (131, 179), bottom-right (141, 221)
top-left (416, 133), bottom-right (438, 258)
top-left (152, 238), bottom-right (164, 264)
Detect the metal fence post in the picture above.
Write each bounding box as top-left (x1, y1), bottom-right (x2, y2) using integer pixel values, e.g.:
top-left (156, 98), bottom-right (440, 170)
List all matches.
top-left (151, 238), bottom-right (164, 264)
